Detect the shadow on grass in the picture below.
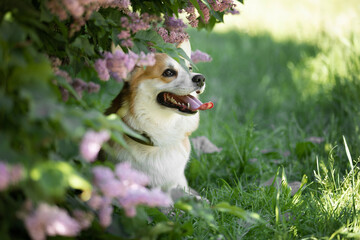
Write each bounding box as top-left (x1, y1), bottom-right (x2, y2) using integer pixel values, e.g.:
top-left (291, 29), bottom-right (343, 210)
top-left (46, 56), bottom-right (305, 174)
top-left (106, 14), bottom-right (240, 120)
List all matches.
top-left (187, 29), bottom-right (360, 187)
top-left (185, 30), bottom-right (360, 239)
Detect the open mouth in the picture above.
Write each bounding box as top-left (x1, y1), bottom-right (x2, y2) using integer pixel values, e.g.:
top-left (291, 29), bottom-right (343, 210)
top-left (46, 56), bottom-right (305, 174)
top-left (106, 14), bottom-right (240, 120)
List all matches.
top-left (157, 92), bottom-right (214, 114)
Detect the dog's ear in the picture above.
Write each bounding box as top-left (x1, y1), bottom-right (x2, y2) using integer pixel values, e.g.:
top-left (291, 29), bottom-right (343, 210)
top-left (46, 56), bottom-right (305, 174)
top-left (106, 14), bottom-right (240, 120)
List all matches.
top-left (177, 39), bottom-right (191, 60)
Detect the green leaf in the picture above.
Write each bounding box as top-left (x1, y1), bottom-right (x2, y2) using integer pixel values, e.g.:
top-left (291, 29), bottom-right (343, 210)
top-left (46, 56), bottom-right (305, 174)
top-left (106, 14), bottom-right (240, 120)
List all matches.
top-left (134, 29), bottom-right (163, 44)
top-left (30, 161), bottom-right (92, 200)
top-left (0, 21), bottom-right (26, 43)
top-left (292, 174), bottom-right (308, 204)
top-left (214, 202), bottom-right (263, 223)
top-left (295, 141), bottom-right (315, 159)
top-left (91, 12), bottom-right (109, 28)
top-left (71, 36), bottom-right (95, 56)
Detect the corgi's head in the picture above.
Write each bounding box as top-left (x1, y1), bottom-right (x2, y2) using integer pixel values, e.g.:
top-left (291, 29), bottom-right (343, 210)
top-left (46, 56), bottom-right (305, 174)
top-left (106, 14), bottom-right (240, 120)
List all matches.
top-left (106, 40), bottom-right (213, 122)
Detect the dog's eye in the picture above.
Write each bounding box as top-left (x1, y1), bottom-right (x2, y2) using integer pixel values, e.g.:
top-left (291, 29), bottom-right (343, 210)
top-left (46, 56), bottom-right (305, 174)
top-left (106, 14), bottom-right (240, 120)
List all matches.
top-left (162, 69), bottom-right (177, 77)
top-left (189, 66), bottom-right (193, 72)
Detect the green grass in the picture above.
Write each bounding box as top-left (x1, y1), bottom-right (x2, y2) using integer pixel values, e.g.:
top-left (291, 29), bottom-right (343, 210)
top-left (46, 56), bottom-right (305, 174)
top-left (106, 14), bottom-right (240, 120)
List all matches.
top-left (173, 0), bottom-right (360, 238)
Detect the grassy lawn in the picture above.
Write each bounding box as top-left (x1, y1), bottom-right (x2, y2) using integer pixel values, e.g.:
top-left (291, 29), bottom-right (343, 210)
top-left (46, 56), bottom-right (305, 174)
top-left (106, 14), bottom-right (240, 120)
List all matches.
top-left (179, 0), bottom-right (360, 238)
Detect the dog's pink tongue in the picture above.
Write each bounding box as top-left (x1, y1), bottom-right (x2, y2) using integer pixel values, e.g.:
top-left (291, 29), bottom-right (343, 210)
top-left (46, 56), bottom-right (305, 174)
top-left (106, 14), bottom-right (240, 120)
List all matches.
top-left (185, 95), bottom-right (214, 111)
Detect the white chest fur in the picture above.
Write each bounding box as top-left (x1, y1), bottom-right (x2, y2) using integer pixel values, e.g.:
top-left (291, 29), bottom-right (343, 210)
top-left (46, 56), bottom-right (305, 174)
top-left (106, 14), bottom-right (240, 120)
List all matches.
top-left (115, 99), bottom-right (199, 191)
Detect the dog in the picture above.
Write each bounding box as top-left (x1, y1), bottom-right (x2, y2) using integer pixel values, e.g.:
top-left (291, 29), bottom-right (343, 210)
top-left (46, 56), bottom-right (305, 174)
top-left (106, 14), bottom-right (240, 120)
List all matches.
top-left (105, 40), bottom-right (213, 199)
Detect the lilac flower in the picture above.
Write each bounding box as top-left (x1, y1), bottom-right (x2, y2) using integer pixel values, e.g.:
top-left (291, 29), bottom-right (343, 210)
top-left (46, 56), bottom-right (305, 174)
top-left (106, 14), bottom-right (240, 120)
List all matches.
top-left (59, 87), bottom-right (70, 102)
top-left (47, 0), bottom-right (68, 20)
top-left (209, 0), bottom-right (234, 12)
top-left (80, 130), bottom-right (110, 162)
top-left (136, 52), bottom-right (156, 67)
top-left (73, 210), bottom-right (94, 229)
top-left (106, 50), bottom-right (131, 81)
top-left (164, 15), bottom-right (187, 32)
top-left (94, 51), bottom-right (156, 81)
top-left (87, 193), bottom-right (104, 210)
top-left (127, 51), bottom-right (140, 70)
top-left (157, 27), bottom-right (169, 41)
top-left (227, 8), bottom-right (240, 14)
top-left (0, 162), bottom-right (9, 191)
top-left (72, 78), bottom-right (87, 98)
top-left (117, 30), bottom-right (131, 39)
top-left (88, 162), bottom-right (171, 222)
top-left (9, 164), bottom-right (24, 184)
top-left (191, 50), bottom-right (213, 63)
top-left (118, 187), bottom-right (171, 217)
top-left (94, 59), bottom-right (110, 81)
top-left (198, 1), bottom-right (210, 23)
top-left (87, 81), bottom-right (100, 93)
top-left (128, 12), bottom-right (151, 33)
top-left (24, 203), bottom-right (81, 240)
top-left (93, 166), bottom-right (115, 184)
top-left (93, 166), bottom-right (128, 197)
top-left (158, 15), bottom-right (189, 44)
top-left (99, 199), bottom-right (113, 227)
top-left (63, 0), bottom-right (85, 18)
top-left (115, 162), bottom-right (149, 186)
top-left (0, 162), bottom-right (24, 191)
top-left (120, 38), bottom-right (134, 48)
top-left (185, 5), bottom-right (199, 28)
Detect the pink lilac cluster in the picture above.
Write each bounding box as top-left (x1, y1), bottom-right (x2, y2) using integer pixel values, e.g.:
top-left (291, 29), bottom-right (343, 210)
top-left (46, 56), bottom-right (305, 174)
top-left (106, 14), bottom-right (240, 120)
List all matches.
top-left (183, 5), bottom-right (199, 28)
top-left (51, 58), bottom-right (100, 101)
top-left (117, 13), bottom-right (161, 48)
top-left (47, 0), bottom-right (131, 35)
top-left (0, 161), bottom-right (24, 191)
top-left (191, 50), bottom-right (212, 64)
top-left (23, 203), bottom-right (92, 240)
top-left (182, 0), bottom-right (239, 25)
top-left (209, 0), bottom-right (236, 13)
top-left (94, 50), bottom-right (155, 82)
top-left (80, 130), bottom-right (111, 162)
top-left (54, 69), bottom-right (100, 101)
top-left (88, 162), bottom-right (171, 226)
top-left (157, 15), bottom-right (189, 44)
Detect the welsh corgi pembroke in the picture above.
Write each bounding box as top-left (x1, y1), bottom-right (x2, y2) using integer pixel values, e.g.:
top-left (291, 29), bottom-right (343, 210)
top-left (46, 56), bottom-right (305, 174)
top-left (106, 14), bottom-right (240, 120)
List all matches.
top-left (105, 40), bottom-right (213, 198)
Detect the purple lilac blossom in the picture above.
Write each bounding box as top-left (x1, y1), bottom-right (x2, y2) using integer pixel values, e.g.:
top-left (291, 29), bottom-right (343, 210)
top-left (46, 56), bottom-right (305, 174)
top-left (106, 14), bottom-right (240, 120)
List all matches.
top-left (87, 81), bottom-right (100, 93)
top-left (0, 162), bottom-right (24, 191)
top-left (118, 187), bottom-right (171, 217)
top-left (115, 162), bottom-right (149, 186)
top-left (164, 15), bottom-right (187, 32)
top-left (73, 210), bottom-right (94, 229)
top-left (158, 15), bottom-right (189, 44)
top-left (80, 130), bottom-right (110, 162)
top-left (191, 50), bottom-right (213, 63)
top-left (72, 78), bottom-right (87, 98)
top-left (121, 39), bottom-right (134, 48)
top-left (94, 59), bottom-right (110, 81)
top-left (99, 199), bottom-right (113, 227)
top-left (24, 203), bottom-right (81, 240)
top-left (0, 162), bottom-right (9, 191)
top-left (198, 1), bottom-right (210, 23)
top-left (210, 0), bottom-right (234, 12)
top-left (89, 163), bottom-right (171, 221)
top-left (118, 30), bottom-right (131, 39)
top-left (94, 50), bottom-right (155, 82)
top-left (184, 5), bottom-right (199, 27)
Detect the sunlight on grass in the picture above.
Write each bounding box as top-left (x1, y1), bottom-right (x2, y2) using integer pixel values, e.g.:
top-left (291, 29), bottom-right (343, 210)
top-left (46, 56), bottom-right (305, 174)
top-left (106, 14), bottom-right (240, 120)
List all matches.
top-left (212, 0), bottom-right (360, 99)
top-left (215, 0), bottom-right (360, 41)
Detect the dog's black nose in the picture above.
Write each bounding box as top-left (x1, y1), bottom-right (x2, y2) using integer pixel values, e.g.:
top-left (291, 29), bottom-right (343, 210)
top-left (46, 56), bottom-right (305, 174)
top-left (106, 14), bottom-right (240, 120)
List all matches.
top-left (192, 74), bottom-right (205, 87)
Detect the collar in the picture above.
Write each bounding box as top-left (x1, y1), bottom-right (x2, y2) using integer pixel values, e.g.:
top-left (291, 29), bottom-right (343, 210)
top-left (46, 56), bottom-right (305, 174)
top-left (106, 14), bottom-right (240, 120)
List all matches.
top-left (124, 125), bottom-right (155, 147)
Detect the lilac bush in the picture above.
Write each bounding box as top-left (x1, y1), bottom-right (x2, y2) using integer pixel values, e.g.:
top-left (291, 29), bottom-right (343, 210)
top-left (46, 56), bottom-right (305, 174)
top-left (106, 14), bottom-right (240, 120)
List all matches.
top-left (0, 0), bottom-right (241, 238)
